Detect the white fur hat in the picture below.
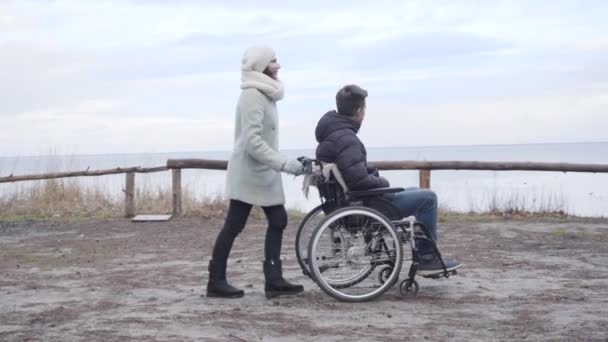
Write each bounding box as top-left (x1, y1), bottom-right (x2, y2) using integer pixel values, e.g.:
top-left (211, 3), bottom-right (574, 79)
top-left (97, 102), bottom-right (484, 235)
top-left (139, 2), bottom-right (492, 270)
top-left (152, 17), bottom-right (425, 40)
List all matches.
top-left (241, 46), bottom-right (276, 72)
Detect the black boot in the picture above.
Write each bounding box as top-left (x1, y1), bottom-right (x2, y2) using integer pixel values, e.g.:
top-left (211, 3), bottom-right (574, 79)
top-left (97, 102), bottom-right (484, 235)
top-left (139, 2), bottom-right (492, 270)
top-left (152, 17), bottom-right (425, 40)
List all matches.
top-left (206, 260), bottom-right (244, 298)
top-left (263, 259), bottom-right (304, 299)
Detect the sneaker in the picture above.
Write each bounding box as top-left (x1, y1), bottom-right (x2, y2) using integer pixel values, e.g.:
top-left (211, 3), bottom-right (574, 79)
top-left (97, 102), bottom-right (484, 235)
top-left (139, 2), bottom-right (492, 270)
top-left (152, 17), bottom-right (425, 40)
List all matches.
top-left (417, 255), bottom-right (462, 276)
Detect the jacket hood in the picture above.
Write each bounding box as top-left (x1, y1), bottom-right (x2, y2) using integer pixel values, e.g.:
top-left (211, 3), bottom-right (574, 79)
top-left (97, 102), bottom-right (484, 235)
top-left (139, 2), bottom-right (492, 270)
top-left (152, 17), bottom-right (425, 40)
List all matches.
top-left (315, 110), bottom-right (360, 143)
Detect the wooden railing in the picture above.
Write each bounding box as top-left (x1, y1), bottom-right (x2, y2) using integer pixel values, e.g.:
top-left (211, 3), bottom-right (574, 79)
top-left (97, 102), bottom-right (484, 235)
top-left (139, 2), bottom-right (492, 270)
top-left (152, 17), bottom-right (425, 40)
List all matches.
top-left (2, 159), bottom-right (608, 218)
top-left (166, 159), bottom-right (608, 215)
top-left (0, 166), bottom-right (168, 217)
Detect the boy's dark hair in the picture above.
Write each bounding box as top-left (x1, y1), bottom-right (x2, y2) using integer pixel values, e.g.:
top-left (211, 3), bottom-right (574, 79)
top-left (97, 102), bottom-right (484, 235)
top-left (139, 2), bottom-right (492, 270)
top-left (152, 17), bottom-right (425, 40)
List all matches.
top-left (336, 85), bottom-right (368, 117)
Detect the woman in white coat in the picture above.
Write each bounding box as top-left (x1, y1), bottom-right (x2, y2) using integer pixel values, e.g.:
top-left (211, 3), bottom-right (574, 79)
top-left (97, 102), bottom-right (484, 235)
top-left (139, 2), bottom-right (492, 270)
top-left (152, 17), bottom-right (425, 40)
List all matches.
top-left (207, 46), bottom-right (305, 299)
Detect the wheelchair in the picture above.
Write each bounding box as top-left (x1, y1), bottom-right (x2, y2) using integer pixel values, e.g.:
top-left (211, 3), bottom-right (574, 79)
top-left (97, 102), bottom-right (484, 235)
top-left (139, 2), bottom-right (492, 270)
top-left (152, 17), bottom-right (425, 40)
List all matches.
top-left (295, 158), bottom-right (457, 302)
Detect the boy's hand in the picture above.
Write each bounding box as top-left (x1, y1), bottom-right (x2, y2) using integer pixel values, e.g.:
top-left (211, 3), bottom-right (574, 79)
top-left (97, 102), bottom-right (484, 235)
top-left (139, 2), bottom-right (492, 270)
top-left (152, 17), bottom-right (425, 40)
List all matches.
top-left (367, 165), bottom-right (379, 177)
top-left (379, 176), bottom-right (390, 188)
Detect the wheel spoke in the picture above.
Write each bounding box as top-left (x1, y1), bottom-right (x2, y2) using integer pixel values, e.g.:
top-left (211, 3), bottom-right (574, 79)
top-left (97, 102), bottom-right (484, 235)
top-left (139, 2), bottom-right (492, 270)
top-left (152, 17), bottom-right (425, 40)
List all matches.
top-left (308, 206), bottom-right (405, 302)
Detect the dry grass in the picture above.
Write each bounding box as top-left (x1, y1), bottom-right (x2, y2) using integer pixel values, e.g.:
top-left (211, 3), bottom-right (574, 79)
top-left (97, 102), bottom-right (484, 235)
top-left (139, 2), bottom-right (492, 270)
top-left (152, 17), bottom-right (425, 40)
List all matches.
top-left (441, 187), bottom-right (571, 221)
top-left (485, 189), bottom-right (568, 217)
top-left (0, 179), bottom-right (228, 220)
top-left (0, 179), bottom-right (300, 221)
top-left (1, 179), bottom-right (121, 220)
top-left (1, 179), bottom-right (574, 222)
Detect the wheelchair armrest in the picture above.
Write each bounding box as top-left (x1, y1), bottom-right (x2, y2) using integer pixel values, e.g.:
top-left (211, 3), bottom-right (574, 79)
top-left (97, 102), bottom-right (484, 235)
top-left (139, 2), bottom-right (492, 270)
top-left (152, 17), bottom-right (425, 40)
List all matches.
top-left (346, 187), bottom-right (404, 199)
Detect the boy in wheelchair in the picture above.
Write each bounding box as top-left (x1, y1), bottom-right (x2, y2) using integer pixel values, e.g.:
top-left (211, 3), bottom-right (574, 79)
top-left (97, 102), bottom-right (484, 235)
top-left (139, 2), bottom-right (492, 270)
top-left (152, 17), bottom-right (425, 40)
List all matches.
top-left (313, 84), bottom-right (462, 277)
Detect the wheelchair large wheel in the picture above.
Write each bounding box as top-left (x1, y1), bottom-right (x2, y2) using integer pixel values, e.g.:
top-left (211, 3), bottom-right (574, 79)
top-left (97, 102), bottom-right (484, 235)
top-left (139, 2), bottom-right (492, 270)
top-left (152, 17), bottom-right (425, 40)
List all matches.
top-left (296, 205), bottom-right (372, 288)
top-left (308, 206), bottom-right (403, 302)
top-left (295, 204), bottom-right (324, 277)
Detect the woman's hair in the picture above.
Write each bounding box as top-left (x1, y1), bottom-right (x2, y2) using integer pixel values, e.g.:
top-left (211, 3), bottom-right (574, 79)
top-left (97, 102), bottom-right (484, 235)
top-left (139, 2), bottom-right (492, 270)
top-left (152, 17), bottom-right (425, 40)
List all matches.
top-left (263, 66), bottom-right (274, 79)
top-left (336, 85), bottom-right (368, 117)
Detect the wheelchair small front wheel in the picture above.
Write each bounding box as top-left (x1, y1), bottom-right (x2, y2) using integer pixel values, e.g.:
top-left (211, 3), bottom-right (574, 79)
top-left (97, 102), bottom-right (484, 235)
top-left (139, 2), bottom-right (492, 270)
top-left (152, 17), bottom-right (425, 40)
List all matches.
top-left (308, 206), bottom-right (403, 302)
top-left (398, 279), bottom-right (419, 298)
top-left (377, 265), bottom-right (395, 285)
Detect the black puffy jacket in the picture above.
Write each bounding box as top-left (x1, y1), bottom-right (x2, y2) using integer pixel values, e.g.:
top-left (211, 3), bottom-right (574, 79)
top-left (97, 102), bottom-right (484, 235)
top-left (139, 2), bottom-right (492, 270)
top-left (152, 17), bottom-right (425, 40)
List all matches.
top-left (315, 110), bottom-right (389, 190)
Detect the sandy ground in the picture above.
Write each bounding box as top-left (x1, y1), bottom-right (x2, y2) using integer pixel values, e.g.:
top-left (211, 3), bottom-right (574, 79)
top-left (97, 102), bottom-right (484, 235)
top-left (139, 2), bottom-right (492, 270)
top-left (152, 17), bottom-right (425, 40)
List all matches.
top-left (1, 214), bottom-right (607, 342)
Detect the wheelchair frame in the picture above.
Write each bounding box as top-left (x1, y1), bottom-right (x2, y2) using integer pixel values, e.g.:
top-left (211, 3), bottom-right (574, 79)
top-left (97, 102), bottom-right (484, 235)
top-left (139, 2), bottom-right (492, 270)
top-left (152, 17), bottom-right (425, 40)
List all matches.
top-left (295, 159), bottom-right (456, 302)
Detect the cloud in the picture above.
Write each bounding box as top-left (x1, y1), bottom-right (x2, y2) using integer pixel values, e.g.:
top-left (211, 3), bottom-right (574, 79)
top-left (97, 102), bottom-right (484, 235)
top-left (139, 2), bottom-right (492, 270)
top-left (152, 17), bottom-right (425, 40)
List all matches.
top-left (573, 38), bottom-right (608, 51)
top-left (346, 32), bottom-right (511, 67)
top-left (0, 0), bottom-right (607, 155)
top-left (0, 107), bottom-right (235, 155)
top-left (0, 13), bottom-right (17, 28)
top-left (0, 41), bottom-right (118, 117)
top-left (362, 89), bottom-right (608, 147)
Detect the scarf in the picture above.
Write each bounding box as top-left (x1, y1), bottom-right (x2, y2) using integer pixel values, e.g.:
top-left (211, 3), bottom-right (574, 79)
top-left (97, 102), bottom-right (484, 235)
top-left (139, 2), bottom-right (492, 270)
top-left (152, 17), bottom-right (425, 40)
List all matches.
top-left (241, 71), bottom-right (285, 101)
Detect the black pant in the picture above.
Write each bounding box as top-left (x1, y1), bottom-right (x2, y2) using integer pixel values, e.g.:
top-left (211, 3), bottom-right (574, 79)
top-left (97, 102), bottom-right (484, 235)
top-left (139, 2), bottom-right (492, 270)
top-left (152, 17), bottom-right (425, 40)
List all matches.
top-left (211, 199), bottom-right (287, 264)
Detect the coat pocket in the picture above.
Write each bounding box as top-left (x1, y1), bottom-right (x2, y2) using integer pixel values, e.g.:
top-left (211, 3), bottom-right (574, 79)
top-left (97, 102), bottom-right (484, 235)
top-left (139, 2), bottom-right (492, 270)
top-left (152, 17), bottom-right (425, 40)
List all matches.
top-left (245, 155), bottom-right (277, 186)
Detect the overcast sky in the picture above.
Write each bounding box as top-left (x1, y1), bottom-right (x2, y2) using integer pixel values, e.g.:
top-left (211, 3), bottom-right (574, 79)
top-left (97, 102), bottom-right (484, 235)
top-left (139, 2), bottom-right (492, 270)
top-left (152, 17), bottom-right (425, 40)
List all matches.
top-left (1, 0), bottom-right (607, 156)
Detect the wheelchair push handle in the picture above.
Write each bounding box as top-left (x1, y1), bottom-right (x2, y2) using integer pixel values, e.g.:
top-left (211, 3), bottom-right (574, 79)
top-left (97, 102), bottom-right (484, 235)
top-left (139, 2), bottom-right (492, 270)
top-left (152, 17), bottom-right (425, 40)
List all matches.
top-left (297, 156), bottom-right (322, 176)
top-left (297, 156), bottom-right (315, 167)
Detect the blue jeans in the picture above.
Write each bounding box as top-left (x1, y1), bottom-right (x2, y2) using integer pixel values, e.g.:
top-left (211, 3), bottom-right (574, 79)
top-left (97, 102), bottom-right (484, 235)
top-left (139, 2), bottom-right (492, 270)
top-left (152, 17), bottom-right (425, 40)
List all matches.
top-left (389, 188), bottom-right (438, 256)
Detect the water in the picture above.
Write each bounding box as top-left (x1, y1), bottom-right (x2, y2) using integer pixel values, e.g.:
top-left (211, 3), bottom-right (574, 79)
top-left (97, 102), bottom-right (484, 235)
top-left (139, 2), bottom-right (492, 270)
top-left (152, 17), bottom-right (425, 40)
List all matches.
top-left (1, 142), bottom-right (607, 217)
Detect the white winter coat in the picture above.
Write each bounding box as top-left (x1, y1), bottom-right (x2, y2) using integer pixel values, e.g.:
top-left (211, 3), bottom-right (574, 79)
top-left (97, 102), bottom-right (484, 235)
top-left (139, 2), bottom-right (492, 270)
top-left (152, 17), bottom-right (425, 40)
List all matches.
top-left (225, 46), bottom-right (290, 206)
top-left (225, 88), bottom-right (288, 206)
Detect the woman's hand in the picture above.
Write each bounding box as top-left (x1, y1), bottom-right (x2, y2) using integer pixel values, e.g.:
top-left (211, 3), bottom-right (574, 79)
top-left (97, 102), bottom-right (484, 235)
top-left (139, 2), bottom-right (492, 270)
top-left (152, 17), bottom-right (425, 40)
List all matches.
top-left (281, 159), bottom-right (305, 175)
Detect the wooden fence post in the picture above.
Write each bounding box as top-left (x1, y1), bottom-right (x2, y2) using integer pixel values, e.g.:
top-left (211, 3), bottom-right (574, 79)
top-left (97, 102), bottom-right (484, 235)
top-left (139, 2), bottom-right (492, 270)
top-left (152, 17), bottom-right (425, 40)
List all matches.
top-left (125, 172), bottom-right (135, 217)
top-left (172, 169), bottom-right (182, 216)
top-left (419, 169), bottom-right (431, 189)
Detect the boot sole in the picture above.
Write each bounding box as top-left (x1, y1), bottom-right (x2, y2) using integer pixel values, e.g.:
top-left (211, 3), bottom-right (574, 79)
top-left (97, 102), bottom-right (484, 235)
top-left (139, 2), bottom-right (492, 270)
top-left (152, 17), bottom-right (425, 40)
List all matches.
top-left (206, 291), bottom-right (244, 298)
top-left (265, 288), bottom-right (304, 299)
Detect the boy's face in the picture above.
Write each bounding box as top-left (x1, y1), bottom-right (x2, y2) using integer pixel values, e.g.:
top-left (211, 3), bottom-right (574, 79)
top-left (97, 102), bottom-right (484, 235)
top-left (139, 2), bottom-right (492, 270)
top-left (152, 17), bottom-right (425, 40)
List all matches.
top-left (354, 103), bottom-right (366, 125)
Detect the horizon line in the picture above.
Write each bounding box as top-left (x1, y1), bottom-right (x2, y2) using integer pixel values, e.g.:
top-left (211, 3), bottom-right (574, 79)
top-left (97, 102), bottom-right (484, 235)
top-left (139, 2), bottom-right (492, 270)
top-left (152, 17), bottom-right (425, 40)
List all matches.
top-left (2, 140), bottom-right (607, 159)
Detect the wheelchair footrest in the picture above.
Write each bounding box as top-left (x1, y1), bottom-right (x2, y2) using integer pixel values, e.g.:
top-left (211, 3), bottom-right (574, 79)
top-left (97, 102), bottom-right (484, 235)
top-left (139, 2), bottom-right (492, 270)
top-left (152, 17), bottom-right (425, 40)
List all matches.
top-left (420, 269), bottom-right (458, 279)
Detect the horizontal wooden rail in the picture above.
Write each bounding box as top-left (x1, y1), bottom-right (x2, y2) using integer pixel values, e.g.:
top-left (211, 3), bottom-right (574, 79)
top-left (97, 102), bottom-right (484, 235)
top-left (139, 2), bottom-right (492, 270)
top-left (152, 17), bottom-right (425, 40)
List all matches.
top-left (167, 159), bottom-right (228, 170)
top-left (370, 161), bottom-right (608, 173)
top-left (167, 159), bottom-right (608, 173)
top-left (0, 166), bottom-right (168, 183)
